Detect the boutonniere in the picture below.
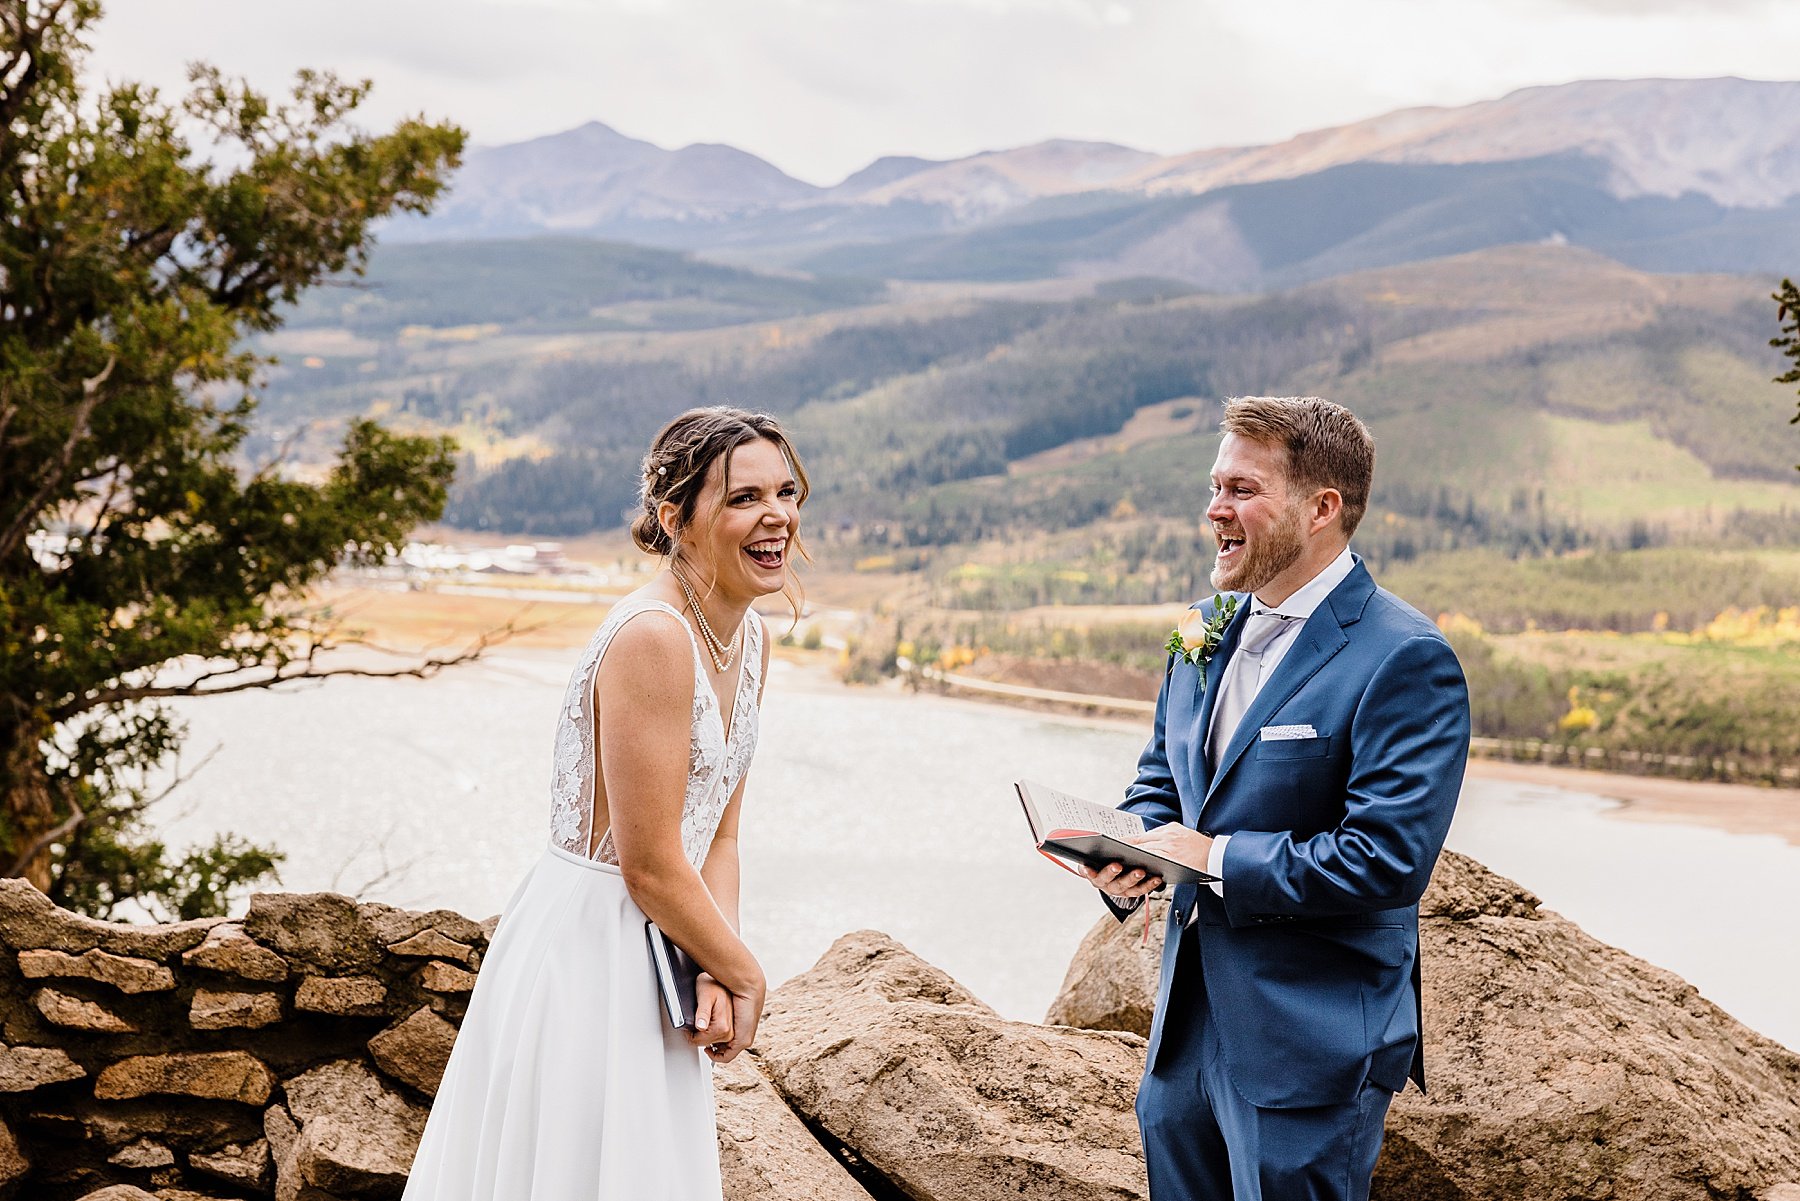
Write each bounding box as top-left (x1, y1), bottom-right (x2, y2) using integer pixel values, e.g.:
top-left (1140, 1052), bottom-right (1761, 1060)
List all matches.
top-left (1164, 594), bottom-right (1241, 686)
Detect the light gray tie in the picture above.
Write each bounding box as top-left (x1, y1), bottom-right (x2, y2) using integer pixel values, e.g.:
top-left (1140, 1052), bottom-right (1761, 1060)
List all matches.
top-left (1209, 609), bottom-right (1298, 764)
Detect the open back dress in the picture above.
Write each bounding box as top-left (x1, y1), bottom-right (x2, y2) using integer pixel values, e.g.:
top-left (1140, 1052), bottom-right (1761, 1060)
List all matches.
top-left (402, 597), bottom-right (763, 1200)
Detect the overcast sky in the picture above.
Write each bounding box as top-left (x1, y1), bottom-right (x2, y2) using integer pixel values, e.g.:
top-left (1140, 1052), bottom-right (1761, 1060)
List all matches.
top-left (86, 0), bottom-right (1797, 186)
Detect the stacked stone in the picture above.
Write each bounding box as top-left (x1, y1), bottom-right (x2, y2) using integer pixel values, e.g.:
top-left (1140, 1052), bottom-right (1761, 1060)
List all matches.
top-left (0, 880), bottom-right (484, 1201)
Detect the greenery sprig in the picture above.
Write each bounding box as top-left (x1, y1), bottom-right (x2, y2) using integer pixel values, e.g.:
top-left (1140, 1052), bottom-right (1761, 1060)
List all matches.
top-left (1165, 594), bottom-right (1242, 687)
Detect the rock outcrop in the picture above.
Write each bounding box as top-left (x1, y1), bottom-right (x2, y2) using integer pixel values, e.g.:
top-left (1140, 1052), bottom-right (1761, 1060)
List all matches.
top-left (755, 930), bottom-right (1149, 1201)
top-left (1045, 850), bottom-right (1800, 1200)
top-left (713, 1056), bottom-right (872, 1201)
top-left (8, 846), bottom-right (1798, 1201)
top-left (1043, 895), bottom-right (1169, 1034)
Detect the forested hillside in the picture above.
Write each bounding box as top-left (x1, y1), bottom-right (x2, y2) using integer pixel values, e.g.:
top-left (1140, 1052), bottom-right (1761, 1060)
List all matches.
top-left (258, 244), bottom-right (1796, 610)
top-left (283, 237), bottom-right (885, 335)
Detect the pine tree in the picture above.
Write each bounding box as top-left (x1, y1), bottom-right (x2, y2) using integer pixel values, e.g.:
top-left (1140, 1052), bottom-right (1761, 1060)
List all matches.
top-left (1773, 278), bottom-right (1800, 472)
top-left (0, 1), bottom-right (475, 917)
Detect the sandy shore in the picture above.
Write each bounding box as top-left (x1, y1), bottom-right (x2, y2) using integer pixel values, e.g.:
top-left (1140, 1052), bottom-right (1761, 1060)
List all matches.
top-left (313, 582), bottom-right (620, 651)
top-left (1464, 759), bottom-right (1800, 848)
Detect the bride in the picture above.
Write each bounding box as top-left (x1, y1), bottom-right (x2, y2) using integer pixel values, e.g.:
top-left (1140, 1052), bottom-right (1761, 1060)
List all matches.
top-left (403, 406), bottom-right (809, 1199)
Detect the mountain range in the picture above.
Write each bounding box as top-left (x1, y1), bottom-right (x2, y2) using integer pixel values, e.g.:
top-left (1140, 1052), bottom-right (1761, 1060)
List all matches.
top-left (383, 77), bottom-right (1800, 289)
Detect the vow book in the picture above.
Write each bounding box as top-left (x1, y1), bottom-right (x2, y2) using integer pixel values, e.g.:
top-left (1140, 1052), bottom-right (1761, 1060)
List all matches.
top-left (644, 921), bottom-right (701, 1030)
top-left (1015, 779), bottom-right (1218, 886)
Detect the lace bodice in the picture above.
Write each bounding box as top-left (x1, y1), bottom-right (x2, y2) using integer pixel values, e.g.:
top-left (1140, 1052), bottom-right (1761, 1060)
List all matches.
top-left (549, 598), bottom-right (763, 867)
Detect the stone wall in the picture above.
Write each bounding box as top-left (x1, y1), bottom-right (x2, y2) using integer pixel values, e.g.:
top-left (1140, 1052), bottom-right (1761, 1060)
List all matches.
top-left (0, 880), bottom-right (874, 1201)
top-left (0, 882), bottom-right (484, 1200)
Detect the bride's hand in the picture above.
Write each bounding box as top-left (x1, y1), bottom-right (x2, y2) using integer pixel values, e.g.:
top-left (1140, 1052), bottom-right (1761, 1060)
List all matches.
top-left (706, 976), bottom-right (766, 1065)
top-left (690, 973), bottom-right (734, 1049)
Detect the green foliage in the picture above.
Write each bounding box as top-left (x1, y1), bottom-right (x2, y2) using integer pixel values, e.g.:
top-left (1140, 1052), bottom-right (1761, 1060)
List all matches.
top-left (1454, 629), bottom-right (1800, 785)
top-left (1774, 277), bottom-right (1800, 469)
top-left (0, 0), bottom-right (465, 915)
top-left (54, 814), bottom-right (285, 923)
top-left (260, 241), bottom-right (1798, 557)
top-left (1439, 625), bottom-right (1573, 742)
top-left (1381, 547), bottom-right (1800, 633)
top-left (971, 618), bottom-right (1173, 675)
top-left (437, 302), bottom-right (1062, 533)
top-left (837, 618), bottom-right (899, 685)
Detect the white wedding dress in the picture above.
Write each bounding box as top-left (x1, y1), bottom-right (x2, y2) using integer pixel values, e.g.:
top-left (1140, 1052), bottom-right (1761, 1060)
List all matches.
top-left (403, 597), bottom-right (763, 1200)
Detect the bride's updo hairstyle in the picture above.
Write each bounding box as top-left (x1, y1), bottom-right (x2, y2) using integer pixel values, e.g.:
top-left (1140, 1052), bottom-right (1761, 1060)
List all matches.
top-left (631, 406), bottom-right (811, 614)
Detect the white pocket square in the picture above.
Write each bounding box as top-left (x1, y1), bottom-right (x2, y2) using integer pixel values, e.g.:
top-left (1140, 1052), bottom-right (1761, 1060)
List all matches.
top-left (1259, 724), bottom-right (1318, 741)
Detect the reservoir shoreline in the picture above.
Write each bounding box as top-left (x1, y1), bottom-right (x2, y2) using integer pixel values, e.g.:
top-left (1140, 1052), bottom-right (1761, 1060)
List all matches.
top-left (318, 579), bottom-right (1800, 850)
top-left (145, 639), bottom-right (1800, 1048)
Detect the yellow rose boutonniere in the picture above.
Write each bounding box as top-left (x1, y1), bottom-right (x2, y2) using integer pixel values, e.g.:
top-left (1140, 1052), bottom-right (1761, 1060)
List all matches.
top-left (1164, 594), bottom-right (1241, 687)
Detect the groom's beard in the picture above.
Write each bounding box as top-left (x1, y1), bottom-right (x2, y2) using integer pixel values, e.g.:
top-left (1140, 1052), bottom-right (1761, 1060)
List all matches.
top-left (1210, 501), bottom-right (1306, 594)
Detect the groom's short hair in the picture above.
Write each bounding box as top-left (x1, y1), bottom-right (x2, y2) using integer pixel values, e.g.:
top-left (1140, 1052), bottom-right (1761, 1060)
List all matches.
top-left (1222, 396), bottom-right (1375, 537)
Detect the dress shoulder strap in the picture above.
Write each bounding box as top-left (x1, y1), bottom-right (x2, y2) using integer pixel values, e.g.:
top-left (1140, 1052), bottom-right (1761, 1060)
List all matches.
top-left (549, 597), bottom-right (704, 860)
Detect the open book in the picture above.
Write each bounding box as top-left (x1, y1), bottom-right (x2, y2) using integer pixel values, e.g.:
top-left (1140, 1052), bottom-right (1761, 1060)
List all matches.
top-left (644, 920), bottom-right (701, 1030)
top-left (1016, 779), bottom-right (1218, 886)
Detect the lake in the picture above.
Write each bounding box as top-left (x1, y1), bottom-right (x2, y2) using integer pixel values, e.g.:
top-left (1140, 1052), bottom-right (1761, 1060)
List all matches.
top-left (146, 648), bottom-right (1799, 1051)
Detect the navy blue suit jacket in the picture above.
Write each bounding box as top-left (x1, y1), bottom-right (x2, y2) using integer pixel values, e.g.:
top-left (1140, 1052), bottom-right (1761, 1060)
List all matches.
top-left (1118, 557), bottom-right (1469, 1108)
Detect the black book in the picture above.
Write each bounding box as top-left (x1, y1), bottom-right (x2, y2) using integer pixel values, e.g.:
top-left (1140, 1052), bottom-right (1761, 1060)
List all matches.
top-left (1016, 778), bottom-right (1218, 886)
top-left (644, 920), bottom-right (701, 1030)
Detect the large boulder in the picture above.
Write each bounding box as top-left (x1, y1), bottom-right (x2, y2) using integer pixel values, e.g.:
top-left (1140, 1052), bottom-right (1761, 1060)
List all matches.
top-left (182, 922), bottom-right (290, 983)
top-left (17, 948), bottom-right (176, 993)
top-left (1043, 849), bottom-right (1800, 1200)
top-left (243, 895), bottom-right (384, 976)
top-left (1383, 853), bottom-right (1800, 1200)
top-left (1044, 896), bottom-right (1168, 1033)
top-left (756, 930), bottom-right (1148, 1201)
top-left (94, 1052), bottom-right (275, 1105)
top-left (715, 1055), bottom-right (873, 1201)
top-left (0, 1044), bottom-right (87, 1092)
top-left (278, 1058), bottom-right (427, 1199)
top-left (241, 892), bottom-right (486, 980)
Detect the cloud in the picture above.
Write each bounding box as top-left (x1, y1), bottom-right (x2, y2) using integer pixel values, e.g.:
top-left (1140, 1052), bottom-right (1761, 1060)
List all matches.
top-left (82, 0), bottom-right (1800, 185)
top-left (1548, 0), bottom-right (1776, 12)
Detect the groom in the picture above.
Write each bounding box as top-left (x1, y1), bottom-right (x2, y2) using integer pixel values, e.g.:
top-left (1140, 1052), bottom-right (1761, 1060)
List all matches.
top-left (1084, 396), bottom-right (1469, 1200)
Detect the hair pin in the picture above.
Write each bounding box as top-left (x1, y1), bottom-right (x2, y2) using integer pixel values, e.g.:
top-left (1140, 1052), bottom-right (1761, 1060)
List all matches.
top-left (656, 465), bottom-right (667, 477)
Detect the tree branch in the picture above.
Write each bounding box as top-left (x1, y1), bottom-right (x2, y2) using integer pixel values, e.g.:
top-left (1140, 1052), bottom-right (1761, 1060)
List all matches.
top-left (59, 623), bottom-right (515, 718)
top-left (329, 823), bottom-right (415, 899)
top-left (3, 788), bottom-right (82, 879)
top-left (78, 465), bottom-right (126, 547)
top-left (0, 352), bottom-right (114, 559)
top-left (0, 1), bottom-right (69, 161)
top-left (132, 743), bottom-right (221, 818)
top-left (249, 422), bottom-right (309, 484)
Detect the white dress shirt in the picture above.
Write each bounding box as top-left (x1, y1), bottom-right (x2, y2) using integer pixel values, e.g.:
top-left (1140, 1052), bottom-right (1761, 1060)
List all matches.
top-left (1203, 546), bottom-right (1357, 894)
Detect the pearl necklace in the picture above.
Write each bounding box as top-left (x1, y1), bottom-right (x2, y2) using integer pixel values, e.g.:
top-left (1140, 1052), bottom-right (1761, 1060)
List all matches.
top-left (672, 566), bottom-right (739, 674)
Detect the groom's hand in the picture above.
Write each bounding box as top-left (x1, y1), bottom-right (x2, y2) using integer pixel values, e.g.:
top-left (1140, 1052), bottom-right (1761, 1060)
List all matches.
top-left (1080, 862), bottom-right (1164, 899)
top-left (1128, 825), bottom-right (1213, 872)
